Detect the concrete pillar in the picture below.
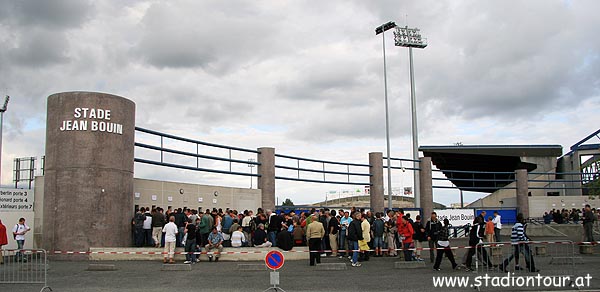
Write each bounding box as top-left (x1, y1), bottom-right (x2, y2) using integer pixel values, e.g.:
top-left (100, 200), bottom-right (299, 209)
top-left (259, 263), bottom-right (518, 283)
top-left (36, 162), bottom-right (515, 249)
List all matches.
top-left (516, 169), bottom-right (529, 218)
top-left (257, 147), bottom-right (275, 211)
top-left (369, 152), bottom-right (384, 213)
top-left (419, 156), bottom-right (433, 218)
top-left (43, 92), bottom-right (135, 253)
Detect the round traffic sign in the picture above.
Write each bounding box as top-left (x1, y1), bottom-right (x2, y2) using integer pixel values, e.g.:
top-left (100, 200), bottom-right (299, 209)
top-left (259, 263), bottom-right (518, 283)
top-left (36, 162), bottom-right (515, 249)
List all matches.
top-left (265, 250), bottom-right (285, 270)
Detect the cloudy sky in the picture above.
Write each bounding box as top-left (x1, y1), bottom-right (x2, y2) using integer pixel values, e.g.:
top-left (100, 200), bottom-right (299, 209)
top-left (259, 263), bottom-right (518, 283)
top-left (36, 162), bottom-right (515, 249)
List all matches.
top-left (1, 0), bottom-right (599, 206)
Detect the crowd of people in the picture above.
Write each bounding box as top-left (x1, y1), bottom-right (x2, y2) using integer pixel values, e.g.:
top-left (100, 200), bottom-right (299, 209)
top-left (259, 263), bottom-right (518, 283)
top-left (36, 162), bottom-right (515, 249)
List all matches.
top-left (542, 205), bottom-right (598, 242)
top-left (131, 206), bottom-right (511, 269)
top-left (130, 204), bottom-right (600, 270)
top-left (542, 207), bottom-right (599, 225)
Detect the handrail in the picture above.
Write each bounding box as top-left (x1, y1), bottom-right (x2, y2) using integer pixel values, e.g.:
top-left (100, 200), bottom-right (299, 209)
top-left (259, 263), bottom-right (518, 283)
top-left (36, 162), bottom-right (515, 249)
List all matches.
top-left (432, 177), bottom-right (515, 182)
top-left (136, 142), bottom-right (260, 166)
top-left (275, 176), bottom-right (370, 186)
top-left (135, 158), bottom-right (260, 177)
top-left (136, 127), bottom-right (260, 154)
top-left (274, 153), bottom-right (370, 167)
top-left (432, 169), bottom-right (516, 175)
top-left (275, 164), bottom-right (371, 177)
top-left (386, 157), bottom-right (421, 163)
top-left (432, 185), bottom-right (517, 190)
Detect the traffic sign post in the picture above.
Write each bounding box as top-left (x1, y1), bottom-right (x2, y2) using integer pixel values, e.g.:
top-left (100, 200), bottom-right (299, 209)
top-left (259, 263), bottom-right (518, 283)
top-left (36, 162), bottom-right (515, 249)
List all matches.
top-left (263, 250), bottom-right (287, 292)
top-left (265, 250), bottom-right (285, 270)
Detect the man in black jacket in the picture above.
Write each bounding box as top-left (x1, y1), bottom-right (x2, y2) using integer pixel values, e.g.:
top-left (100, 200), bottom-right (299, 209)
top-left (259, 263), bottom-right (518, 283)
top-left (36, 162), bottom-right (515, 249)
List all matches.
top-left (253, 223), bottom-right (273, 248)
top-left (276, 224), bottom-right (293, 251)
top-left (464, 216), bottom-right (493, 271)
top-left (267, 210), bottom-right (282, 247)
top-left (328, 210), bottom-right (340, 256)
top-left (425, 212), bottom-right (442, 263)
top-left (132, 208), bottom-right (146, 247)
top-left (583, 204), bottom-right (596, 242)
top-left (412, 215), bottom-right (426, 261)
top-left (174, 208), bottom-right (186, 247)
top-left (151, 208), bottom-right (166, 248)
top-left (347, 211), bottom-right (363, 267)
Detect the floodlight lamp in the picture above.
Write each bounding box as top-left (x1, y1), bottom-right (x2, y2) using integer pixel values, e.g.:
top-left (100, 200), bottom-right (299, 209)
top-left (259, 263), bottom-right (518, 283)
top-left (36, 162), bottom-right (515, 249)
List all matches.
top-left (0, 95), bottom-right (8, 112)
top-left (394, 26), bottom-right (427, 49)
top-left (375, 21), bottom-right (397, 35)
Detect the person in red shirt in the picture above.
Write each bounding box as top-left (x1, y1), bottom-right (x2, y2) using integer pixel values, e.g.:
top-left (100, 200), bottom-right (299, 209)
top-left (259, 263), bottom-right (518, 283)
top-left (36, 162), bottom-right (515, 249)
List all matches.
top-left (395, 209), bottom-right (405, 228)
top-left (398, 216), bottom-right (414, 261)
top-left (0, 219), bottom-right (8, 265)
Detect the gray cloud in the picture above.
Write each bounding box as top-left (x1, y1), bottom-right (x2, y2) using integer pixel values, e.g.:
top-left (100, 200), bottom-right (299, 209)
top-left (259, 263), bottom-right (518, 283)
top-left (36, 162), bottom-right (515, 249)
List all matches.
top-left (0, 0), bottom-right (95, 69)
top-left (412, 1), bottom-right (600, 122)
top-left (7, 29), bottom-right (70, 67)
top-left (132, 1), bottom-right (283, 73)
top-left (0, 0), bottom-right (94, 29)
top-left (1, 0), bottom-right (600, 206)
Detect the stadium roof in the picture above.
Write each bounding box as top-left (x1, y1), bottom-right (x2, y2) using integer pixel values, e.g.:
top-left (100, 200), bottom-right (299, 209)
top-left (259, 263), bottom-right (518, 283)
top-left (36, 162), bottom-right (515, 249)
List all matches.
top-left (420, 145), bottom-right (563, 193)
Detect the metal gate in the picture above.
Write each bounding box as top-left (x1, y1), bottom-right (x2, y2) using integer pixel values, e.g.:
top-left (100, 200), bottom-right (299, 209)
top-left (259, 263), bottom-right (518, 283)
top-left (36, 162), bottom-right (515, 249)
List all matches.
top-left (0, 249), bottom-right (51, 292)
top-left (475, 241), bottom-right (578, 290)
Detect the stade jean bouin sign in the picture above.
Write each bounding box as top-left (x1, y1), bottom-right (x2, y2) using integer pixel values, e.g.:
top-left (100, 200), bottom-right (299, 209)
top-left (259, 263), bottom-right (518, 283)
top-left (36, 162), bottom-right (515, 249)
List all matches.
top-left (59, 107), bottom-right (123, 135)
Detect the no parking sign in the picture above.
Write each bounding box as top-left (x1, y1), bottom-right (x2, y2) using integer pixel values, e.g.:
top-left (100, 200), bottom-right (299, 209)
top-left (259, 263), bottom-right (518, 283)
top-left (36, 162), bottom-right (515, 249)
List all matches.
top-left (265, 250), bottom-right (285, 270)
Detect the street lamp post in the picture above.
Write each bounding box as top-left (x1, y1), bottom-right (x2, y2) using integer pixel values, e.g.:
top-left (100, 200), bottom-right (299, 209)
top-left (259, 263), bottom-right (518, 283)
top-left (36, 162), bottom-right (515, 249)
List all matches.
top-left (0, 95), bottom-right (9, 186)
top-left (375, 21), bottom-right (397, 211)
top-left (394, 26), bottom-right (427, 209)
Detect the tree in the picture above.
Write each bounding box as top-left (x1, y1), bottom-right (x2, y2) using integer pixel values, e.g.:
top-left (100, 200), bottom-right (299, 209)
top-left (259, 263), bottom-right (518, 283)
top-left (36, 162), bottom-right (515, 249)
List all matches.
top-left (282, 198), bottom-right (294, 206)
top-left (588, 178), bottom-right (600, 197)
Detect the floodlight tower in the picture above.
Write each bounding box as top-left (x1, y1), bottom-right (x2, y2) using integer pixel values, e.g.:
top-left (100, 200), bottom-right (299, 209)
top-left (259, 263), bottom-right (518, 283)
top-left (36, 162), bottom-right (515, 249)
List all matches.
top-left (375, 21), bottom-right (397, 211)
top-left (0, 95), bottom-right (10, 185)
top-left (394, 26), bottom-right (427, 208)
top-left (248, 158), bottom-right (256, 188)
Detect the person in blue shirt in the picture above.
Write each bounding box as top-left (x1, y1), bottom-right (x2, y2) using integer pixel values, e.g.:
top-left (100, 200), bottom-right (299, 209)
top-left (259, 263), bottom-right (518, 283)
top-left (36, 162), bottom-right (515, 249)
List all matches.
top-left (338, 211), bottom-right (352, 258)
top-left (205, 227), bottom-right (224, 262)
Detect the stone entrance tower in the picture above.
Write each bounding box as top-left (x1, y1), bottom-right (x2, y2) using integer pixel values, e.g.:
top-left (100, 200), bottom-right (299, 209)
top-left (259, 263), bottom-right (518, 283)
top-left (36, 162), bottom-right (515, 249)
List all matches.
top-left (43, 92), bottom-right (135, 252)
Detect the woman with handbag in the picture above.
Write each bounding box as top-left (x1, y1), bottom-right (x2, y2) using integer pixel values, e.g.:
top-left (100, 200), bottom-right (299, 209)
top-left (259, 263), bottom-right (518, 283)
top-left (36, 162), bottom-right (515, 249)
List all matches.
top-left (359, 213), bottom-right (371, 262)
top-left (385, 212), bottom-right (397, 257)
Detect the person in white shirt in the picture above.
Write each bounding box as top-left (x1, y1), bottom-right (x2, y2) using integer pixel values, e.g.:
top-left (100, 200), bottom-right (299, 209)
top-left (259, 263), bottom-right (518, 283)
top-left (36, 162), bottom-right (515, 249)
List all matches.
top-left (231, 226), bottom-right (247, 247)
top-left (241, 211), bottom-right (254, 246)
top-left (12, 218), bottom-right (30, 262)
top-left (142, 209), bottom-right (153, 246)
top-left (492, 212), bottom-right (502, 242)
top-left (162, 216), bottom-right (178, 264)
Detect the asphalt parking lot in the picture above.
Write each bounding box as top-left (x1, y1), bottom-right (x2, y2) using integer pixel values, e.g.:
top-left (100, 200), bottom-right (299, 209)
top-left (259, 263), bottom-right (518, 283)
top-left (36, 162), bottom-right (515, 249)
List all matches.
top-left (1, 248), bottom-right (600, 292)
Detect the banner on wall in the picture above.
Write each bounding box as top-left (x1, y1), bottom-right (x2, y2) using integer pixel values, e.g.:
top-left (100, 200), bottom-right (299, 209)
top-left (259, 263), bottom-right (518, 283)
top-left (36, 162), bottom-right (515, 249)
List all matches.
top-left (476, 209), bottom-right (518, 225)
top-left (0, 188), bottom-right (35, 212)
top-left (433, 208), bottom-right (475, 226)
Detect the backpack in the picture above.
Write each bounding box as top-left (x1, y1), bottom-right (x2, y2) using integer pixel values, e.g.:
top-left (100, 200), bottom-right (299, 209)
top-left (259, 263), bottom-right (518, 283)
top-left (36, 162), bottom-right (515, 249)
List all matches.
top-left (14, 224), bottom-right (23, 240)
top-left (373, 219), bottom-right (384, 237)
top-left (412, 221), bottom-right (425, 241)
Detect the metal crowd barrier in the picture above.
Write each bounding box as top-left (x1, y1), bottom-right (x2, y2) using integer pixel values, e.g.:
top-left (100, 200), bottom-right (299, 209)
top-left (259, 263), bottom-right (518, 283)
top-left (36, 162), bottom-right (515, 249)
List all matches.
top-left (0, 249), bottom-right (51, 292)
top-left (475, 241), bottom-right (576, 287)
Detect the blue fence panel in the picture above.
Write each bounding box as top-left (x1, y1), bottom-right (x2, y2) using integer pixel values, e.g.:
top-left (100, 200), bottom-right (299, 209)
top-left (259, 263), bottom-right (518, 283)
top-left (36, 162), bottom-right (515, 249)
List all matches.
top-left (475, 208), bottom-right (518, 225)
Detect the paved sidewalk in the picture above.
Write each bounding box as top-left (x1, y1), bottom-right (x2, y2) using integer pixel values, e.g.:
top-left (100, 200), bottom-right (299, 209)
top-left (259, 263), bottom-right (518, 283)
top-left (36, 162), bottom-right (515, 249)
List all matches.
top-left (1, 251), bottom-right (599, 292)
